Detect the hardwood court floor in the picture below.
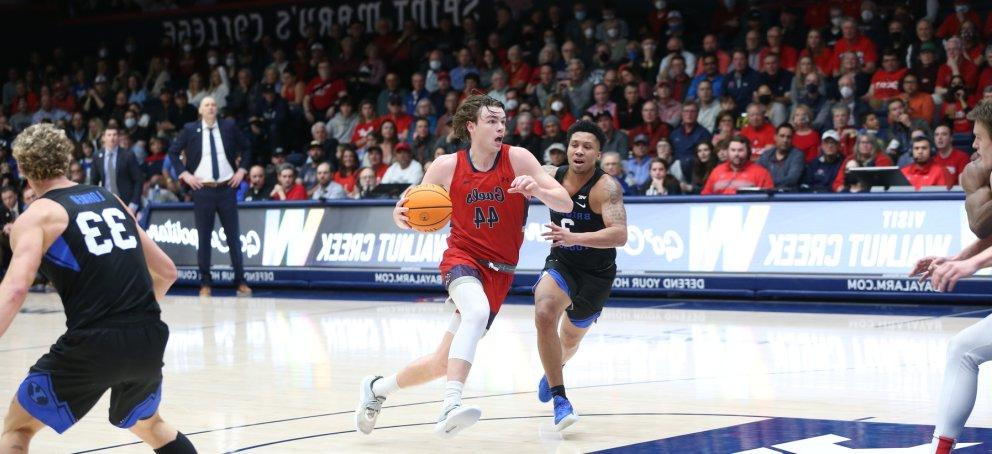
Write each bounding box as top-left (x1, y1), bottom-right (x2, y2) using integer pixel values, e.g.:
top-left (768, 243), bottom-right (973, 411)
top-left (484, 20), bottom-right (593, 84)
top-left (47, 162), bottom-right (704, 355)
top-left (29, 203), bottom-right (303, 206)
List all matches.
top-left (2, 292), bottom-right (991, 453)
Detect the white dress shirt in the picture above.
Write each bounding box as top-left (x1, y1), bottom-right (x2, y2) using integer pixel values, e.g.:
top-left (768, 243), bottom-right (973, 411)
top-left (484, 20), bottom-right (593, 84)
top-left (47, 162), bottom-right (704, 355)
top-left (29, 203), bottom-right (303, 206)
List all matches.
top-left (194, 121), bottom-right (235, 183)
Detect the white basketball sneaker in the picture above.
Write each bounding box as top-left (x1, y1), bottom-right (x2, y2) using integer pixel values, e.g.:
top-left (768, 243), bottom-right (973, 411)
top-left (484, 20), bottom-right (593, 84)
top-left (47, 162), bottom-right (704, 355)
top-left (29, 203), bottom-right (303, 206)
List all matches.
top-left (433, 403), bottom-right (482, 438)
top-left (355, 375), bottom-right (386, 434)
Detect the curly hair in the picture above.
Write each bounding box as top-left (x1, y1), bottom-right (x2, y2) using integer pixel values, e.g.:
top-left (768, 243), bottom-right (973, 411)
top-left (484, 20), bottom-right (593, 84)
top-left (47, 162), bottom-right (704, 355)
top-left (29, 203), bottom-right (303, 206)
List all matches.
top-left (12, 124), bottom-right (74, 181)
top-left (451, 93), bottom-right (504, 142)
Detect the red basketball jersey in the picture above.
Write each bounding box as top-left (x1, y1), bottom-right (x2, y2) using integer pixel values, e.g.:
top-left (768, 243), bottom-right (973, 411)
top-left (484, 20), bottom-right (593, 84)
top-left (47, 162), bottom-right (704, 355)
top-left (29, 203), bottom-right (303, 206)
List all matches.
top-left (446, 144), bottom-right (528, 266)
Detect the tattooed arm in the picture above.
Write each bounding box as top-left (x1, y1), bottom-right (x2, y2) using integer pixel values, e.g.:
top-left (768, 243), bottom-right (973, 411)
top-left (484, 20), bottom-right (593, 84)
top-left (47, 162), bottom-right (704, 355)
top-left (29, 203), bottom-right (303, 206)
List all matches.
top-left (543, 174), bottom-right (628, 249)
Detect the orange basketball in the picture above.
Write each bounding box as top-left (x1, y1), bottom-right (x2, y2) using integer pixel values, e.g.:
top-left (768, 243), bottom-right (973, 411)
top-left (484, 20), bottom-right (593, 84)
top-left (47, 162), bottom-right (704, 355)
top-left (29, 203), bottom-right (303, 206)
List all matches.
top-left (403, 184), bottom-right (452, 232)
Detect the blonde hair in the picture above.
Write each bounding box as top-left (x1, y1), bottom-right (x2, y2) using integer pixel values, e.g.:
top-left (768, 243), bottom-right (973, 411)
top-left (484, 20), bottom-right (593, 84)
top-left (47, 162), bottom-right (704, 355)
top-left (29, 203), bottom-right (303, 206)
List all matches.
top-left (968, 100), bottom-right (992, 138)
top-left (12, 124), bottom-right (74, 181)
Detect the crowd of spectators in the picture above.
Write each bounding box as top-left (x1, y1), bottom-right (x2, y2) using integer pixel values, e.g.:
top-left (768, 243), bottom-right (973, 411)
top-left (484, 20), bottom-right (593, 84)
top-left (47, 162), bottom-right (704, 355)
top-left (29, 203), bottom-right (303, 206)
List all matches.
top-left (0, 0), bottom-right (990, 215)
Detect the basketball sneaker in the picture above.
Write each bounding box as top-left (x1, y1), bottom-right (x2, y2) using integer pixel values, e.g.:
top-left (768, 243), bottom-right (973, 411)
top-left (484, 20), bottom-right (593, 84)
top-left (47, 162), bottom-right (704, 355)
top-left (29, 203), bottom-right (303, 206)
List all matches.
top-left (433, 403), bottom-right (482, 438)
top-left (355, 375), bottom-right (386, 434)
top-left (537, 375), bottom-right (551, 402)
top-left (552, 395), bottom-right (579, 432)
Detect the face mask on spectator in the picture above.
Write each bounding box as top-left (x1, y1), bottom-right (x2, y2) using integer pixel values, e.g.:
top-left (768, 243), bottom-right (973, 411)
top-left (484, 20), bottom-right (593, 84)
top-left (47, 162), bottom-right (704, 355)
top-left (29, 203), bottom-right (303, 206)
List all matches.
top-left (840, 86), bottom-right (854, 99)
top-left (505, 99), bottom-right (519, 110)
top-left (607, 28), bottom-right (618, 38)
top-left (861, 10), bottom-right (874, 22)
top-left (552, 101), bottom-right (564, 112)
top-left (429, 60), bottom-right (441, 70)
top-left (544, 37), bottom-right (556, 45)
top-left (207, 56), bottom-right (218, 66)
top-left (575, 11), bottom-right (586, 21)
top-left (831, 16), bottom-right (842, 27)
top-left (655, 1), bottom-right (666, 9)
top-left (584, 28), bottom-right (594, 38)
top-left (955, 5), bottom-right (969, 13)
top-left (98, 48), bottom-right (108, 58)
top-left (183, 44), bottom-right (192, 53)
top-left (603, 13), bottom-right (615, 21)
top-left (124, 118), bottom-right (136, 129)
top-left (226, 56), bottom-right (236, 67)
top-left (132, 143), bottom-right (145, 156)
top-left (125, 44), bottom-right (136, 54)
top-left (758, 94), bottom-right (771, 104)
top-left (806, 83), bottom-right (818, 94)
top-left (139, 114), bottom-right (150, 128)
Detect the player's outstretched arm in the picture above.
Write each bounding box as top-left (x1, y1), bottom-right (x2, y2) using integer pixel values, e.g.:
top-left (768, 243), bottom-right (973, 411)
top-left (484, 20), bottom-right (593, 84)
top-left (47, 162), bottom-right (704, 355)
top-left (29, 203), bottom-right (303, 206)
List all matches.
top-left (0, 207), bottom-right (47, 338)
top-left (137, 226), bottom-right (177, 302)
top-left (508, 146), bottom-right (573, 213)
top-left (119, 195), bottom-right (176, 301)
top-left (545, 175), bottom-right (628, 249)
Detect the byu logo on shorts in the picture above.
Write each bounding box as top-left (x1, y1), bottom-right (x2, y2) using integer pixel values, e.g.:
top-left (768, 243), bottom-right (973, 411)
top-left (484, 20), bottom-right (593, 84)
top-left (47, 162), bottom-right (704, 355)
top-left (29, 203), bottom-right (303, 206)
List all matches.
top-left (27, 382), bottom-right (49, 406)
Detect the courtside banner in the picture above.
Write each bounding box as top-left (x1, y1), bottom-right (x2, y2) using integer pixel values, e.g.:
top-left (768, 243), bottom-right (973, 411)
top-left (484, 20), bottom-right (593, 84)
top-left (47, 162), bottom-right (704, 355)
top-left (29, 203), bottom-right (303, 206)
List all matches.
top-left (145, 197), bottom-right (976, 275)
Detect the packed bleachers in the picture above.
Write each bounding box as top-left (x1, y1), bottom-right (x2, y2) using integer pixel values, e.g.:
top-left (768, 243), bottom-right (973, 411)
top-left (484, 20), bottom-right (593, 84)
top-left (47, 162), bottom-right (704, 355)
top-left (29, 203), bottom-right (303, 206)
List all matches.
top-left (0, 0), bottom-right (989, 215)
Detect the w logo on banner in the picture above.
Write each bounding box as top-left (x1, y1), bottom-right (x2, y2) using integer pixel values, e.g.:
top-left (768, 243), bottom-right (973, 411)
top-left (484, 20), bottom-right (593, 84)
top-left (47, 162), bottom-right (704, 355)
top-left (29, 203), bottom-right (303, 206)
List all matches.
top-left (688, 205), bottom-right (770, 272)
top-left (262, 209), bottom-right (325, 266)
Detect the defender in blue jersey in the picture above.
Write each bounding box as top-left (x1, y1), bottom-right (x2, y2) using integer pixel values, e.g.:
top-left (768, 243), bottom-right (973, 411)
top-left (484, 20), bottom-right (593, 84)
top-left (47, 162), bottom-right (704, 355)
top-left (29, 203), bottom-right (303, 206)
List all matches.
top-left (533, 120), bottom-right (628, 431)
top-left (0, 125), bottom-right (195, 453)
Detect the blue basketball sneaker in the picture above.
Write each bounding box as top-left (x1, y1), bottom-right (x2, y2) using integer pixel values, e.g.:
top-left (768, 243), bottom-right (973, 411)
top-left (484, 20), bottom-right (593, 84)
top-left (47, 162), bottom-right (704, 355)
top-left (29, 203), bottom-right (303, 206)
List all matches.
top-left (552, 395), bottom-right (579, 432)
top-left (537, 375), bottom-right (551, 402)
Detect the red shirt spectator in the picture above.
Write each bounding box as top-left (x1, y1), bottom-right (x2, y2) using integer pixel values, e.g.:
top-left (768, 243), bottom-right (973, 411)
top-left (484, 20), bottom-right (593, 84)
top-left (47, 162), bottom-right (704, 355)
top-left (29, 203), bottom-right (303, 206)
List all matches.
top-left (933, 149), bottom-right (971, 185)
top-left (932, 125), bottom-right (972, 185)
top-left (352, 120), bottom-right (377, 145)
top-left (936, 59), bottom-right (979, 92)
top-left (701, 161), bottom-right (774, 195)
top-left (306, 61), bottom-right (346, 114)
top-left (793, 128), bottom-right (821, 163)
top-left (832, 33), bottom-right (877, 71)
top-left (370, 162), bottom-right (389, 181)
top-left (800, 46), bottom-right (835, 76)
top-left (274, 183), bottom-right (307, 201)
top-left (702, 138), bottom-right (774, 195)
top-left (628, 101), bottom-right (671, 150)
top-left (832, 151), bottom-right (893, 192)
top-left (936, 6), bottom-right (982, 39)
top-left (902, 161), bottom-right (950, 190)
top-left (740, 121), bottom-right (776, 158)
top-left (942, 100), bottom-right (974, 134)
top-left (376, 111), bottom-right (414, 139)
top-left (334, 171), bottom-right (358, 193)
top-left (758, 46), bottom-right (799, 72)
top-left (503, 59), bottom-right (531, 91)
top-left (869, 68), bottom-right (907, 101)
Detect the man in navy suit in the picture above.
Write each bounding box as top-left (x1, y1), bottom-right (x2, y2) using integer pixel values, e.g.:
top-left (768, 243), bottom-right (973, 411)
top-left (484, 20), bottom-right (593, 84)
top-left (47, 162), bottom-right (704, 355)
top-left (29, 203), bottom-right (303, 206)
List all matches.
top-left (91, 127), bottom-right (143, 214)
top-left (168, 96), bottom-right (252, 297)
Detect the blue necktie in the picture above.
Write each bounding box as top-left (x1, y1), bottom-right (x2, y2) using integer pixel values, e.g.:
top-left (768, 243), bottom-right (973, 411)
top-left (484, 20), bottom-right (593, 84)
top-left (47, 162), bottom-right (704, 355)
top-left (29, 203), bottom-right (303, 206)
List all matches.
top-left (208, 127), bottom-right (219, 181)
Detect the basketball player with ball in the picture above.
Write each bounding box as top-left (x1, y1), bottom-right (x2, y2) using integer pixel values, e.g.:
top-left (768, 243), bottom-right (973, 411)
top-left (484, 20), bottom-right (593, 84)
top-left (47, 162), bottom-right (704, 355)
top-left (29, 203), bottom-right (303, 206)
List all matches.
top-left (355, 94), bottom-right (573, 437)
top-left (533, 120), bottom-right (627, 432)
top-left (911, 101), bottom-right (992, 453)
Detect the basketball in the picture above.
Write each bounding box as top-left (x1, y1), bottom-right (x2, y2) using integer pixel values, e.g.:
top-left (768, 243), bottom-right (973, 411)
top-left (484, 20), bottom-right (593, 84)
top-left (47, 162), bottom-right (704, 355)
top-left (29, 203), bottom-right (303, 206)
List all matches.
top-left (403, 184), bottom-right (452, 232)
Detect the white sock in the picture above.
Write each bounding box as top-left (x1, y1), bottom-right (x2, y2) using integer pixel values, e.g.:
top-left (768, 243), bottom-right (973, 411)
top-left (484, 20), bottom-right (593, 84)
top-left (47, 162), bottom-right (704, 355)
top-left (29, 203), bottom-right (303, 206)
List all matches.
top-left (442, 380), bottom-right (464, 410)
top-left (372, 374), bottom-right (399, 397)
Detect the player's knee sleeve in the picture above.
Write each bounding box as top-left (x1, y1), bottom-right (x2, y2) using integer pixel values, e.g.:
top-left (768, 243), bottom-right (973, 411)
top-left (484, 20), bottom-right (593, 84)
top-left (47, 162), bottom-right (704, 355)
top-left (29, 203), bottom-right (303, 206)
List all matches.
top-left (947, 330), bottom-right (992, 372)
top-left (448, 277), bottom-right (490, 363)
top-left (154, 432), bottom-right (196, 454)
top-left (446, 311), bottom-right (461, 334)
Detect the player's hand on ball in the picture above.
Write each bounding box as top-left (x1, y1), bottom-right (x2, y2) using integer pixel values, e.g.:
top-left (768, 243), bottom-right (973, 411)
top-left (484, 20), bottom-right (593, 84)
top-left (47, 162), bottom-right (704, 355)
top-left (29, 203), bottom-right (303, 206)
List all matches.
top-left (393, 197), bottom-right (411, 230)
top-left (910, 256), bottom-right (948, 282)
top-left (508, 175), bottom-right (538, 197)
top-left (542, 222), bottom-right (574, 247)
top-left (931, 259), bottom-right (979, 293)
